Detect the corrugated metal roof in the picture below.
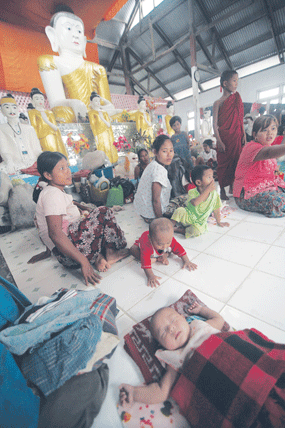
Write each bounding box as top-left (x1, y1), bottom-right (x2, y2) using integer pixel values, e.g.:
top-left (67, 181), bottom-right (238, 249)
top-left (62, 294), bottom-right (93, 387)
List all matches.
top-left (95, 0), bottom-right (285, 99)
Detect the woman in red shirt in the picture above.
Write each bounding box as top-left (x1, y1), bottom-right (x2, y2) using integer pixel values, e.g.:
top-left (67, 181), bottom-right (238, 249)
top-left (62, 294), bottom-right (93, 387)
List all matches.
top-left (233, 115), bottom-right (285, 217)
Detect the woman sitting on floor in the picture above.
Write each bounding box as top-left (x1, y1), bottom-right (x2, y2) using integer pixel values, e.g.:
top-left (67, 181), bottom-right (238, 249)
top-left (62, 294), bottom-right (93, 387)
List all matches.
top-left (33, 151), bottom-right (129, 286)
top-left (233, 114), bottom-right (285, 217)
top-left (134, 148), bottom-right (150, 180)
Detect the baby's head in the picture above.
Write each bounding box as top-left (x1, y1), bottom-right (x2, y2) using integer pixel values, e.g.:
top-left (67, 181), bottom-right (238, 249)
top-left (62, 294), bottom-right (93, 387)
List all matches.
top-left (149, 218), bottom-right (174, 254)
top-left (150, 307), bottom-right (191, 350)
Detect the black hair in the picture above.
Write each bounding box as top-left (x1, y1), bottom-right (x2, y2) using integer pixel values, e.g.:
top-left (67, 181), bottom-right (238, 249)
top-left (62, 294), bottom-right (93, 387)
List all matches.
top-left (203, 139), bottom-right (213, 148)
top-left (277, 125), bottom-right (284, 136)
top-left (166, 101), bottom-right (173, 109)
top-left (137, 148), bottom-right (148, 161)
top-left (27, 103), bottom-right (35, 110)
top-left (19, 113), bottom-right (28, 120)
top-left (138, 95), bottom-right (145, 104)
top-left (2, 93), bottom-right (15, 100)
top-left (152, 134), bottom-right (172, 153)
top-left (252, 114), bottom-right (278, 137)
top-left (220, 70), bottom-right (238, 88)
top-left (191, 165), bottom-right (212, 186)
top-left (169, 115), bottom-right (181, 128)
top-left (90, 91), bottom-right (100, 101)
top-left (33, 151), bottom-right (67, 203)
top-left (30, 88), bottom-right (44, 99)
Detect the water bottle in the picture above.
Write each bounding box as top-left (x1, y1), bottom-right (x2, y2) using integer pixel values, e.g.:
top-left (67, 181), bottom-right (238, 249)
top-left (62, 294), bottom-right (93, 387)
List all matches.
top-left (80, 177), bottom-right (91, 203)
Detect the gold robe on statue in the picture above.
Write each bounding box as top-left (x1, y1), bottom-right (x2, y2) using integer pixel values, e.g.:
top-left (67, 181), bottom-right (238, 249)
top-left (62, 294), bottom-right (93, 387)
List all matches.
top-left (37, 55), bottom-right (111, 123)
top-left (165, 114), bottom-right (174, 137)
top-left (28, 109), bottom-right (68, 158)
top-left (88, 110), bottom-right (118, 164)
top-left (135, 111), bottom-right (153, 142)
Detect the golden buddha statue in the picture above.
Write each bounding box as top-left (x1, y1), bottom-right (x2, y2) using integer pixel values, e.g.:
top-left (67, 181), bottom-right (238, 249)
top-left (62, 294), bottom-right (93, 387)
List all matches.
top-left (165, 101), bottom-right (175, 137)
top-left (37, 11), bottom-right (111, 123)
top-left (28, 88), bottom-right (68, 158)
top-left (130, 95), bottom-right (153, 142)
top-left (88, 92), bottom-right (118, 164)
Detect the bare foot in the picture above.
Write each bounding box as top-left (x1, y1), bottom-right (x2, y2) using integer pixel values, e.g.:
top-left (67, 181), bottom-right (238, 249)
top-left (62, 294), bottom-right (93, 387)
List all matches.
top-left (220, 189), bottom-right (229, 201)
top-left (95, 254), bottom-right (111, 272)
top-left (105, 248), bottom-right (130, 265)
top-left (174, 225), bottom-right (186, 235)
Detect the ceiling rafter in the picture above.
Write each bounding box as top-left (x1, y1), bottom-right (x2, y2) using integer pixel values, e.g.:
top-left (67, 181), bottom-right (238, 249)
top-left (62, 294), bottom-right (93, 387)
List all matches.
top-left (126, 47), bottom-right (176, 99)
top-left (194, 0), bottom-right (233, 69)
top-left (261, 0), bottom-right (284, 63)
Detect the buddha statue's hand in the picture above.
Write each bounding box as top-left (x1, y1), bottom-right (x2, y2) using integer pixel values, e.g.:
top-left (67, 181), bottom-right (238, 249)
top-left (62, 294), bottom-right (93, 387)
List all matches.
top-left (68, 99), bottom-right (88, 119)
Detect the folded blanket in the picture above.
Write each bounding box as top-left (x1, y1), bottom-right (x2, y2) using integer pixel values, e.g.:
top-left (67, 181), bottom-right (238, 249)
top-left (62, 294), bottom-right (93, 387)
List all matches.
top-left (170, 328), bottom-right (285, 428)
top-left (124, 289), bottom-right (230, 384)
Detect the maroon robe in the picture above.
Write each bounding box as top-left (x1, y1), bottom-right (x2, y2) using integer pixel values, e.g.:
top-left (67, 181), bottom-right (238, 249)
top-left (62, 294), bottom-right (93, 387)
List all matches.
top-left (217, 92), bottom-right (244, 187)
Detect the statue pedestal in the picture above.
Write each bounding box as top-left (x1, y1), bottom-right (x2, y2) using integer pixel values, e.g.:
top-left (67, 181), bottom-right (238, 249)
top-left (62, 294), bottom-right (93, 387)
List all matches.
top-left (58, 123), bottom-right (96, 166)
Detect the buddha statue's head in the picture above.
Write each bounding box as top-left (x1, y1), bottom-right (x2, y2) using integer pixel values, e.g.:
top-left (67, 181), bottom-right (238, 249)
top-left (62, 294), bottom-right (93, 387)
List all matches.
top-left (30, 88), bottom-right (45, 111)
top-left (90, 91), bottom-right (101, 110)
top-left (166, 101), bottom-right (174, 115)
top-left (0, 94), bottom-right (19, 121)
top-left (45, 11), bottom-right (87, 57)
top-left (138, 95), bottom-right (146, 110)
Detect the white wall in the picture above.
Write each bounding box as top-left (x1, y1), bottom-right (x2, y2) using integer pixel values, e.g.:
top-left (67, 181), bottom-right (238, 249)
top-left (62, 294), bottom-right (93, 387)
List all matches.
top-left (175, 63), bottom-right (285, 133)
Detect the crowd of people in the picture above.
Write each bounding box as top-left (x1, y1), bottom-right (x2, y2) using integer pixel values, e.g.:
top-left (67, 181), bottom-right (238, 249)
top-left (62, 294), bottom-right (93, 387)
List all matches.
top-left (24, 69), bottom-right (285, 427)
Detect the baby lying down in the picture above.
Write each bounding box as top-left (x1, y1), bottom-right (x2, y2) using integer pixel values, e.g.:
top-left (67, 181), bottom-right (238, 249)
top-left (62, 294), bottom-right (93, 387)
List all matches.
top-left (119, 303), bottom-right (224, 406)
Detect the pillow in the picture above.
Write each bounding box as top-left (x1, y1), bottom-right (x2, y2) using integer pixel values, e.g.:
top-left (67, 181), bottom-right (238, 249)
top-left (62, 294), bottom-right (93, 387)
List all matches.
top-left (124, 289), bottom-right (231, 384)
top-left (7, 183), bottom-right (36, 230)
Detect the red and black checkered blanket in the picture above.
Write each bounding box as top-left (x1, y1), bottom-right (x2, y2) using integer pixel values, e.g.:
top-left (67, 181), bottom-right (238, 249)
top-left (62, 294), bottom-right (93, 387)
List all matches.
top-left (170, 328), bottom-right (285, 428)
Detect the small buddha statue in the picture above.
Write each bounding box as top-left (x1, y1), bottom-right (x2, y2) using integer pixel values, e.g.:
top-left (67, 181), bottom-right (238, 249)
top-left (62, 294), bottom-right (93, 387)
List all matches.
top-left (88, 92), bottom-right (118, 164)
top-left (0, 94), bottom-right (42, 174)
top-left (38, 10), bottom-right (112, 123)
top-left (132, 95), bottom-right (153, 142)
top-left (165, 101), bottom-right (175, 137)
top-left (201, 107), bottom-right (214, 142)
top-left (28, 87), bottom-right (69, 158)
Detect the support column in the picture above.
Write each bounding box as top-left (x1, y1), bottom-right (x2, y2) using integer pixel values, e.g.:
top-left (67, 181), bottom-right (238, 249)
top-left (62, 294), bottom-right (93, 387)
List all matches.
top-left (121, 46), bottom-right (133, 95)
top-left (188, 0), bottom-right (200, 141)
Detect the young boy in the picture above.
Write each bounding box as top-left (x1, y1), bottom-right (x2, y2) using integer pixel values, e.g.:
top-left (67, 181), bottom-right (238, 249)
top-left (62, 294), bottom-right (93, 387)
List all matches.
top-left (119, 302), bottom-right (225, 406)
top-left (171, 165), bottom-right (229, 238)
top-left (170, 115), bottom-right (193, 169)
top-left (196, 139), bottom-right (217, 179)
top-left (130, 218), bottom-right (197, 288)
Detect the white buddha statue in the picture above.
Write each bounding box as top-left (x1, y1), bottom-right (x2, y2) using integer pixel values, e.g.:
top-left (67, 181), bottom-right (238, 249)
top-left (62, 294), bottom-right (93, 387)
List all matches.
top-left (88, 91), bottom-right (118, 163)
top-left (38, 11), bottom-right (112, 123)
top-left (165, 101), bottom-right (175, 137)
top-left (0, 95), bottom-right (42, 174)
top-left (28, 87), bottom-right (68, 158)
top-left (201, 107), bottom-right (214, 142)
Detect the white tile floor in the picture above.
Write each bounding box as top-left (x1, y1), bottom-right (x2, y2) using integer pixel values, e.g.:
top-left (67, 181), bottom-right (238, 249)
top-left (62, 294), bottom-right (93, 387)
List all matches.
top-left (1, 196), bottom-right (285, 427)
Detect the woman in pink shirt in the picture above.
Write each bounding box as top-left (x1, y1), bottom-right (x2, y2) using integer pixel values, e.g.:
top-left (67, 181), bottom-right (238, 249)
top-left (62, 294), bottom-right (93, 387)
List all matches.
top-left (233, 115), bottom-right (285, 217)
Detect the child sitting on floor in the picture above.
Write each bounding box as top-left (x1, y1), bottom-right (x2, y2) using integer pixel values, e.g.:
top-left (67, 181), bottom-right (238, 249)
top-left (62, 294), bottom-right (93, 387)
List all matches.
top-left (130, 217), bottom-right (197, 288)
top-left (196, 139), bottom-right (217, 179)
top-left (119, 302), bottom-right (225, 405)
top-left (171, 165), bottom-right (229, 238)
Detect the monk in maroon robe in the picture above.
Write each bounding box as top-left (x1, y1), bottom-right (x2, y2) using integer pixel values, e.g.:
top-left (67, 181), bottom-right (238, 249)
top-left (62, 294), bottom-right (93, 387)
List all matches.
top-left (213, 71), bottom-right (245, 200)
